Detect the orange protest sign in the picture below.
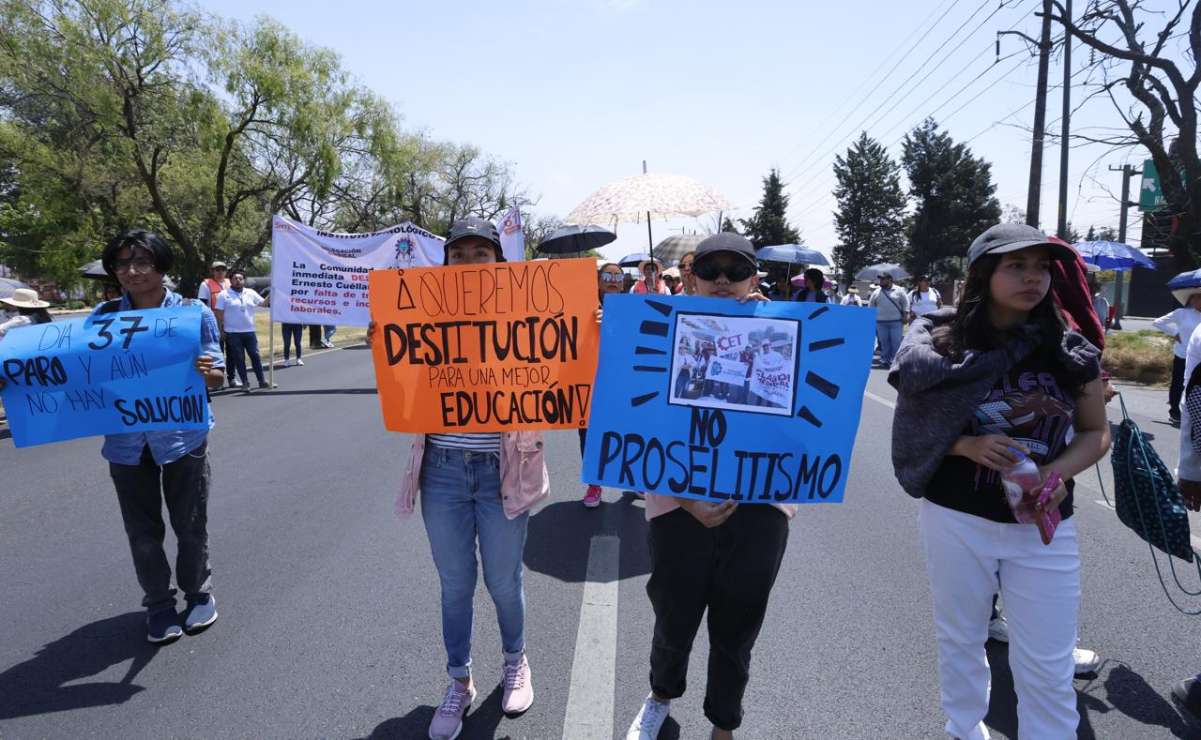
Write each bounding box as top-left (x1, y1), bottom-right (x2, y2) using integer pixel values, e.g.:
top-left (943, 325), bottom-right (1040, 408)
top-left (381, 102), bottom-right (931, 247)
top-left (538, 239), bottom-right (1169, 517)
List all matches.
top-left (369, 258), bottom-right (600, 433)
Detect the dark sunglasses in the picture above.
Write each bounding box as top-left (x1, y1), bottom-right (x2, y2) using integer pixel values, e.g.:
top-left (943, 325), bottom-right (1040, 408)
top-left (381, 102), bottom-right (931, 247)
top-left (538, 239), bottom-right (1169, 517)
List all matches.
top-left (692, 256), bottom-right (757, 283)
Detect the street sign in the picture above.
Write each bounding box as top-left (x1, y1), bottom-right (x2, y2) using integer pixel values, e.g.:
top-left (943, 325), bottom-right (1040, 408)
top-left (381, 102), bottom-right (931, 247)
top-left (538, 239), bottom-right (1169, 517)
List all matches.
top-left (1139, 159), bottom-right (1167, 212)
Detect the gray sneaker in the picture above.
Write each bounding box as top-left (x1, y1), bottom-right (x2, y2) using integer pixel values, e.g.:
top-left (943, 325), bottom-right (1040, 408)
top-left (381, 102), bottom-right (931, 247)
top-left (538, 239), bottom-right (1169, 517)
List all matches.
top-left (183, 594), bottom-right (218, 635)
top-left (146, 607), bottom-right (183, 644)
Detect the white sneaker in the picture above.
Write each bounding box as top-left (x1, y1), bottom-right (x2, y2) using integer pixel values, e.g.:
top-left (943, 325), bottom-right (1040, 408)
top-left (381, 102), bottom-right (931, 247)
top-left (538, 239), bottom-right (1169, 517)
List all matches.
top-left (1074, 647), bottom-right (1101, 676)
top-left (626, 694), bottom-right (670, 740)
top-left (283, 359), bottom-right (294, 367)
top-left (295, 358), bottom-right (304, 366)
top-left (988, 615), bottom-right (1010, 643)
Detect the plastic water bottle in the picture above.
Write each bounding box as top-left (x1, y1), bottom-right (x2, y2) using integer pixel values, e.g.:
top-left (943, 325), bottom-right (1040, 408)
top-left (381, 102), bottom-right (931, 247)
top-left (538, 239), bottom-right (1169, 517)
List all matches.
top-left (1000, 448), bottom-right (1041, 523)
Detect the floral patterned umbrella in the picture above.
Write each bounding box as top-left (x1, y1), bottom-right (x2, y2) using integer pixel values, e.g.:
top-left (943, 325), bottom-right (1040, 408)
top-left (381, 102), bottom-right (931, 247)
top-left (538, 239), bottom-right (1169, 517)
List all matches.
top-left (566, 172), bottom-right (731, 256)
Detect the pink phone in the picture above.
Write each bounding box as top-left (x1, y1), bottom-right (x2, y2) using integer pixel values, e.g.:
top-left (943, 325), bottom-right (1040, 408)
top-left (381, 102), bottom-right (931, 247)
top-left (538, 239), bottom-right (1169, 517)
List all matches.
top-left (1035, 471), bottom-right (1063, 545)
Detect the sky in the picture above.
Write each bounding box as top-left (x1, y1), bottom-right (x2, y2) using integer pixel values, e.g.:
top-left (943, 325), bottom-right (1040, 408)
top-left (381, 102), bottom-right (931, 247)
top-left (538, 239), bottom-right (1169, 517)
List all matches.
top-left (198, 0), bottom-right (1190, 263)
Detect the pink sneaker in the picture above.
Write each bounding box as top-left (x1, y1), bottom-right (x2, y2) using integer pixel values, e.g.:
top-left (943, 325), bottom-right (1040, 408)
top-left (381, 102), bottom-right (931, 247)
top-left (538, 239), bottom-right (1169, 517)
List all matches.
top-left (428, 680), bottom-right (475, 739)
top-left (582, 485), bottom-right (602, 508)
top-left (501, 655), bottom-right (534, 715)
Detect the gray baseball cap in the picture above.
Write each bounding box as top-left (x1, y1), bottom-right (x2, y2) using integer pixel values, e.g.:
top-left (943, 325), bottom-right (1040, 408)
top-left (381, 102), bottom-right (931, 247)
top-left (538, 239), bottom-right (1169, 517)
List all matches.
top-left (694, 232), bottom-right (756, 268)
top-left (967, 223), bottom-right (1077, 265)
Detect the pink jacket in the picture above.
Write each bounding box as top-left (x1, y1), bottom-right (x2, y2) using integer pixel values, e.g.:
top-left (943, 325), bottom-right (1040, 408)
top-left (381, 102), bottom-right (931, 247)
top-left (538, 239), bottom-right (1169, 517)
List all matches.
top-left (395, 432), bottom-right (550, 520)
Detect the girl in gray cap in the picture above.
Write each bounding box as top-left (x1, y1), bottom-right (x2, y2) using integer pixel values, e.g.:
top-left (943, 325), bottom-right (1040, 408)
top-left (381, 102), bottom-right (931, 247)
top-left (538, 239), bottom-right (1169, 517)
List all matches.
top-left (889, 223), bottom-right (1110, 739)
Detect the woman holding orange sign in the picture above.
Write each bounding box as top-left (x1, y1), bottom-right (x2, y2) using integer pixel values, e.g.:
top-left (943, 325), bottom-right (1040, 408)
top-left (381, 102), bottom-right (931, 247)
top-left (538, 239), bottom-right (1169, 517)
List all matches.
top-left (368, 217), bottom-right (546, 740)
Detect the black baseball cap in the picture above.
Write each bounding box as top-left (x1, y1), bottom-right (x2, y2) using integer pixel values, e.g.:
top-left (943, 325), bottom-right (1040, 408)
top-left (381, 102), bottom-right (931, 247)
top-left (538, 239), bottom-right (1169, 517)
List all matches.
top-left (968, 223), bottom-right (1077, 265)
top-left (443, 217), bottom-right (504, 260)
top-left (694, 233), bottom-right (756, 268)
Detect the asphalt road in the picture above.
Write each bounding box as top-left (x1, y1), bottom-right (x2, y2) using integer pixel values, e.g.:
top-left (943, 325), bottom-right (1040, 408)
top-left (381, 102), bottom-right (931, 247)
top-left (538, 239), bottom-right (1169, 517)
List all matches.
top-left (1, 346), bottom-right (1199, 739)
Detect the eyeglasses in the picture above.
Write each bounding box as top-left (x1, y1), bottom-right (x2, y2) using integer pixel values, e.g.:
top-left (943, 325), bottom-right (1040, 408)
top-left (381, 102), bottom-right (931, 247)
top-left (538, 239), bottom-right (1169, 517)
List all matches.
top-left (692, 257), bottom-right (756, 283)
top-left (113, 258), bottom-right (156, 274)
top-left (600, 272), bottom-right (625, 283)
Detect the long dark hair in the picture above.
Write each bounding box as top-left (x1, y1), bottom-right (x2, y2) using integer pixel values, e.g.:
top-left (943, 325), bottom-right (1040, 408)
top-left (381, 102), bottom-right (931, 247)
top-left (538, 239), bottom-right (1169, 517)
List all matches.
top-left (933, 253), bottom-right (1085, 394)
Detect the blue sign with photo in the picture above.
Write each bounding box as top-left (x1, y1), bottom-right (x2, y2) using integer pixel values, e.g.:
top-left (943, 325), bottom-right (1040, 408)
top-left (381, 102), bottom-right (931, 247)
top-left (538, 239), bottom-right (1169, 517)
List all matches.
top-left (581, 295), bottom-right (877, 504)
top-left (0, 306), bottom-right (209, 448)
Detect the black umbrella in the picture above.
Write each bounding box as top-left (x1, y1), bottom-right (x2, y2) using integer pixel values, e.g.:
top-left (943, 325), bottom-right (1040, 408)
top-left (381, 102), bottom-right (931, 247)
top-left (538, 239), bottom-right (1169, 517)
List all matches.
top-left (537, 224), bottom-right (617, 255)
top-left (80, 259), bottom-right (108, 279)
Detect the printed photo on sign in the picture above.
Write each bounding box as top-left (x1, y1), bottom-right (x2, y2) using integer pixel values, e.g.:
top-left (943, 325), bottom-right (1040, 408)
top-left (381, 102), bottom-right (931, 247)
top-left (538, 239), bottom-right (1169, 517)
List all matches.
top-left (667, 313), bottom-right (799, 417)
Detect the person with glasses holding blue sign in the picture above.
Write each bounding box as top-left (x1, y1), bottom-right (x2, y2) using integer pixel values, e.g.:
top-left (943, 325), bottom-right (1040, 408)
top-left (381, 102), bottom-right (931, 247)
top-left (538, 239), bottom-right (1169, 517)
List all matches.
top-left (0, 230), bottom-right (226, 645)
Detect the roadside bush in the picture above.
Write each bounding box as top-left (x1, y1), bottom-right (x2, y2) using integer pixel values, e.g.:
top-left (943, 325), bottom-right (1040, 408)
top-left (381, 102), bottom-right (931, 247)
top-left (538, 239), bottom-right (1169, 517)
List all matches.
top-left (1102, 330), bottom-right (1173, 385)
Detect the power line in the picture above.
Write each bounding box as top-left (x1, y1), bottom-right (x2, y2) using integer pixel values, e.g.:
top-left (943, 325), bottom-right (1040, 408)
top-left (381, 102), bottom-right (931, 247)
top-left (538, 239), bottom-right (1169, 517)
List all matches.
top-left (885, 50), bottom-right (1027, 149)
top-left (780, 0), bottom-right (1026, 197)
top-left (771, 0), bottom-right (965, 179)
top-left (789, 54), bottom-right (1036, 223)
top-left (788, 40), bottom-right (1090, 223)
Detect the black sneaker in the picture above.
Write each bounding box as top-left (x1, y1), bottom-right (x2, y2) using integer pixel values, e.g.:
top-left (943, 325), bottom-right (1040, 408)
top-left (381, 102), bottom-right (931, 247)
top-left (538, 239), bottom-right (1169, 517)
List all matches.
top-left (146, 607), bottom-right (183, 644)
top-left (183, 594), bottom-right (219, 635)
top-left (1173, 675), bottom-right (1201, 721)
top-left (1171, 412), bottom-right (1182, 427)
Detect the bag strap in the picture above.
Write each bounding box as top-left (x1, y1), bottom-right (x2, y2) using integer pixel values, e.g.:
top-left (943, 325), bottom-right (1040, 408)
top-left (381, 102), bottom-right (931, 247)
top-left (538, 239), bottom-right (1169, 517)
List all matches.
top-left (880, 289), bottom-right (904, 316)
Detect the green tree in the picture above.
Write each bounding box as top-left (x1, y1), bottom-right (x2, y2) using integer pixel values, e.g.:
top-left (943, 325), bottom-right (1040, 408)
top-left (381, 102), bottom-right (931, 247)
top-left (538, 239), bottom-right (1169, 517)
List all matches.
top-left (0, 0), bottom-right (425, 291)
top-left (0, 0), bottom-right (526, 292)
top-left (739, 168), bottom-right (800, 249)
top-left (901, 118), bottom-right (1000, 277)
top-left (832, 132), bottom-right (908, 284)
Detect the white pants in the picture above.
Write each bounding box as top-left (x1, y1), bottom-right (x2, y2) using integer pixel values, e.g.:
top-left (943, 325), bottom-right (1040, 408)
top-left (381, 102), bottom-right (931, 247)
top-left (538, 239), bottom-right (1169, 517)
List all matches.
top-left (919, 499), bottom-right (1080, 740)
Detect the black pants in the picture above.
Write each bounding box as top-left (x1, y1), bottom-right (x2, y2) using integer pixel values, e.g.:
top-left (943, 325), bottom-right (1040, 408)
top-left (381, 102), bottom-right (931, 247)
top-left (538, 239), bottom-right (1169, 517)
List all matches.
top-left (646, 505), bottom-right (789, 731)
top-left (578, 428), bottom-right (587, 457)
top-left (1170, 355), bottom-right (1187, 416)
top-left (109, 444), bottom-right (213, 611)
top-left (225, 330), bottom-right (265, 386)
top-left (282, 323), bottom-right (303, 360)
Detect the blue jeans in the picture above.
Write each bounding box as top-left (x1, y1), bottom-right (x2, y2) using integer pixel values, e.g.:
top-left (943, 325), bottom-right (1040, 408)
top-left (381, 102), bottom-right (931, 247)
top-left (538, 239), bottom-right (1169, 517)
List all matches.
top-left (224, 330), bottom-right (264, 385)
top-left (420, 445), bottom-right (528, 679)
top-left (876, 320), bottom-right (904, 366)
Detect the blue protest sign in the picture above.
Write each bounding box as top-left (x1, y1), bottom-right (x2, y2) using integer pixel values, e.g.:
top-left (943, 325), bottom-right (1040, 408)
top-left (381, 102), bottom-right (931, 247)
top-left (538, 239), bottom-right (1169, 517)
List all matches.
top-left (0, 306), bottom-right (209, 448)
top-left (582, 295), bottom-right (876, 504)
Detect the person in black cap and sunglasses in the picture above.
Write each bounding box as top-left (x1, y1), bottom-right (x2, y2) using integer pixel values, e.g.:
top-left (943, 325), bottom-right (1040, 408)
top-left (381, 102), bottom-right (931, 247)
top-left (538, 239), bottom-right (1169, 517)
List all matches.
top-left (626, 233), bottom-right (794, 740)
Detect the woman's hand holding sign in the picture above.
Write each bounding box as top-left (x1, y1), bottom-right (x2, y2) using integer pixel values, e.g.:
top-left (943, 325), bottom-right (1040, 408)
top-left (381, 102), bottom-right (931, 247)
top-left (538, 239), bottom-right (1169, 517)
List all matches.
top-left (681, 498), bottom-right (737, 528)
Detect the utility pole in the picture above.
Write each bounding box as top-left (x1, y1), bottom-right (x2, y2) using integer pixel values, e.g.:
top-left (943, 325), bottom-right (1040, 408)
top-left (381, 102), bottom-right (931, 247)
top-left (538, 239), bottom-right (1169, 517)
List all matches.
top-left (642, 159), bottom-right (656, 260)
top-left (1056, 0), bottom-right (1072, 239)
top-left (1107, 163), bottom-right (1141, 329)
top-left (1000, 0), bottom-right (1053, 228)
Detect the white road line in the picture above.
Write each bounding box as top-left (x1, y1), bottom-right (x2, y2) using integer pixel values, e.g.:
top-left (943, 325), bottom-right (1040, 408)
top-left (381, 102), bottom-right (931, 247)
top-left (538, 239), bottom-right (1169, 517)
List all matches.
top-left (864, 390), bottom-right (896, 409)
top-left (562, 535), bottom-right (620, 740)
